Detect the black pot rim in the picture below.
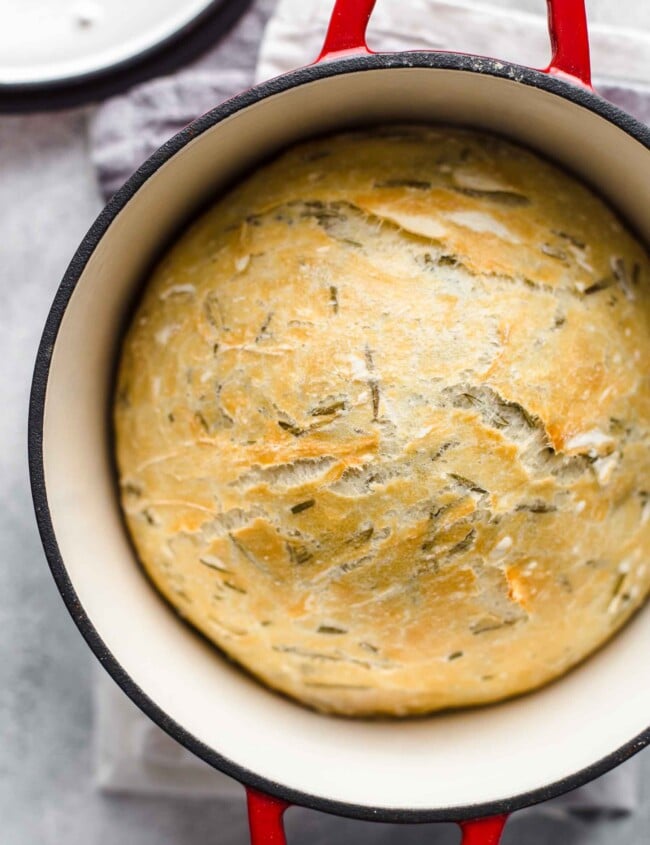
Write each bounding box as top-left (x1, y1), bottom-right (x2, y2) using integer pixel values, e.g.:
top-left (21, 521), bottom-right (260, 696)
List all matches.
top-left (29, 50), bottom-right (650, 824)
top-left (0, 0), bottom-right (253, 113)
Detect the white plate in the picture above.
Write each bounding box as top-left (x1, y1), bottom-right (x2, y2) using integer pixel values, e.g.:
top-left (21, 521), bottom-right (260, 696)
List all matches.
top-left (0, 0), bottom-right (220, 85)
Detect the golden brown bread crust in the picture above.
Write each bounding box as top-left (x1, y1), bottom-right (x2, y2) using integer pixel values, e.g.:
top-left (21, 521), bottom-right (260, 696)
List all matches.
top-left (115, 126), bottom-right (650, 716)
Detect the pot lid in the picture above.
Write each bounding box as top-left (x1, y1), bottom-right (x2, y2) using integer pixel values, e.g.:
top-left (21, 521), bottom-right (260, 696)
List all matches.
top-left (0, 0), bottom-right (252, 112)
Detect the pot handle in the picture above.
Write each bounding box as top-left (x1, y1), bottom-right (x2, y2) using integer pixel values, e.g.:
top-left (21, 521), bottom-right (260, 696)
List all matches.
top-left (317, 0), bottom-right (591, 88)
top-left (246, 788), bottom-right (509, 844)
top-left (247, 789), bottom-right (290, 844)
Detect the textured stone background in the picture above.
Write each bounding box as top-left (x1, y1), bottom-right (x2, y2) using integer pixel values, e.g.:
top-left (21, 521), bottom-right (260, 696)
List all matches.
top-left (1, 1), bottom-right (648, 843)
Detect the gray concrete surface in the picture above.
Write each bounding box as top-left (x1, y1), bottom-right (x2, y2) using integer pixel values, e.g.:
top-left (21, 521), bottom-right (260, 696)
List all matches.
top-left (1, 1), bottom-right (648, 843)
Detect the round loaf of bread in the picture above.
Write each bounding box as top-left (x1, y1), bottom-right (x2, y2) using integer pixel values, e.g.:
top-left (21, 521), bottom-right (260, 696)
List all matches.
top-left (115, 127), bottom-right (650, 716)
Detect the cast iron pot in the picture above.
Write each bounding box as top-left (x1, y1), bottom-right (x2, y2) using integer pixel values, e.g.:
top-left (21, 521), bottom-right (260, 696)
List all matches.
top-left (29, 1), bottom-right (650, 842)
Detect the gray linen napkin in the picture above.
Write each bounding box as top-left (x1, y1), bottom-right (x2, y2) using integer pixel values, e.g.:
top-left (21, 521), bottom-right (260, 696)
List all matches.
top-left (89, 0), bottom-right (646, 820)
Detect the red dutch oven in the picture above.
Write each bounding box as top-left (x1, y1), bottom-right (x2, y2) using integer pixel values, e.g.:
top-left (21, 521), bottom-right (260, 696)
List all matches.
top-left (29, 1), bottom-right (650, 843)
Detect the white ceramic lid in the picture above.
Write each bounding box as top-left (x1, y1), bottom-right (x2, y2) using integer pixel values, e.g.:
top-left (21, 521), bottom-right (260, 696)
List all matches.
top-left (0, 0), bottom-right (222, 84)
top-left (0, 0), bottom-right (250, 111)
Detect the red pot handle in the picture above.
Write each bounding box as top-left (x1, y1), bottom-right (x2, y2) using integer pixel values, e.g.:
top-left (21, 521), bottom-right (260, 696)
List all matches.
top-left (247, 789), bottom-right (291, 845)
top-left (459, 815), bottom-right (510, 845)
top-left (247, 788), bottom-right (509, 844)
top-left (317, 0), bottom-right (591, 88)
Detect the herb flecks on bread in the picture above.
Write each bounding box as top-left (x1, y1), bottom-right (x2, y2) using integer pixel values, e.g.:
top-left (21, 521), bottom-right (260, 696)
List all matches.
top-left (115, 127), bottom-right (650, 716)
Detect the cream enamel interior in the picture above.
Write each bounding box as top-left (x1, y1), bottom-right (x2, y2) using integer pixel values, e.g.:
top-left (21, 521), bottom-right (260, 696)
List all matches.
top-left (41, 66), bottom-right (650, 813)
